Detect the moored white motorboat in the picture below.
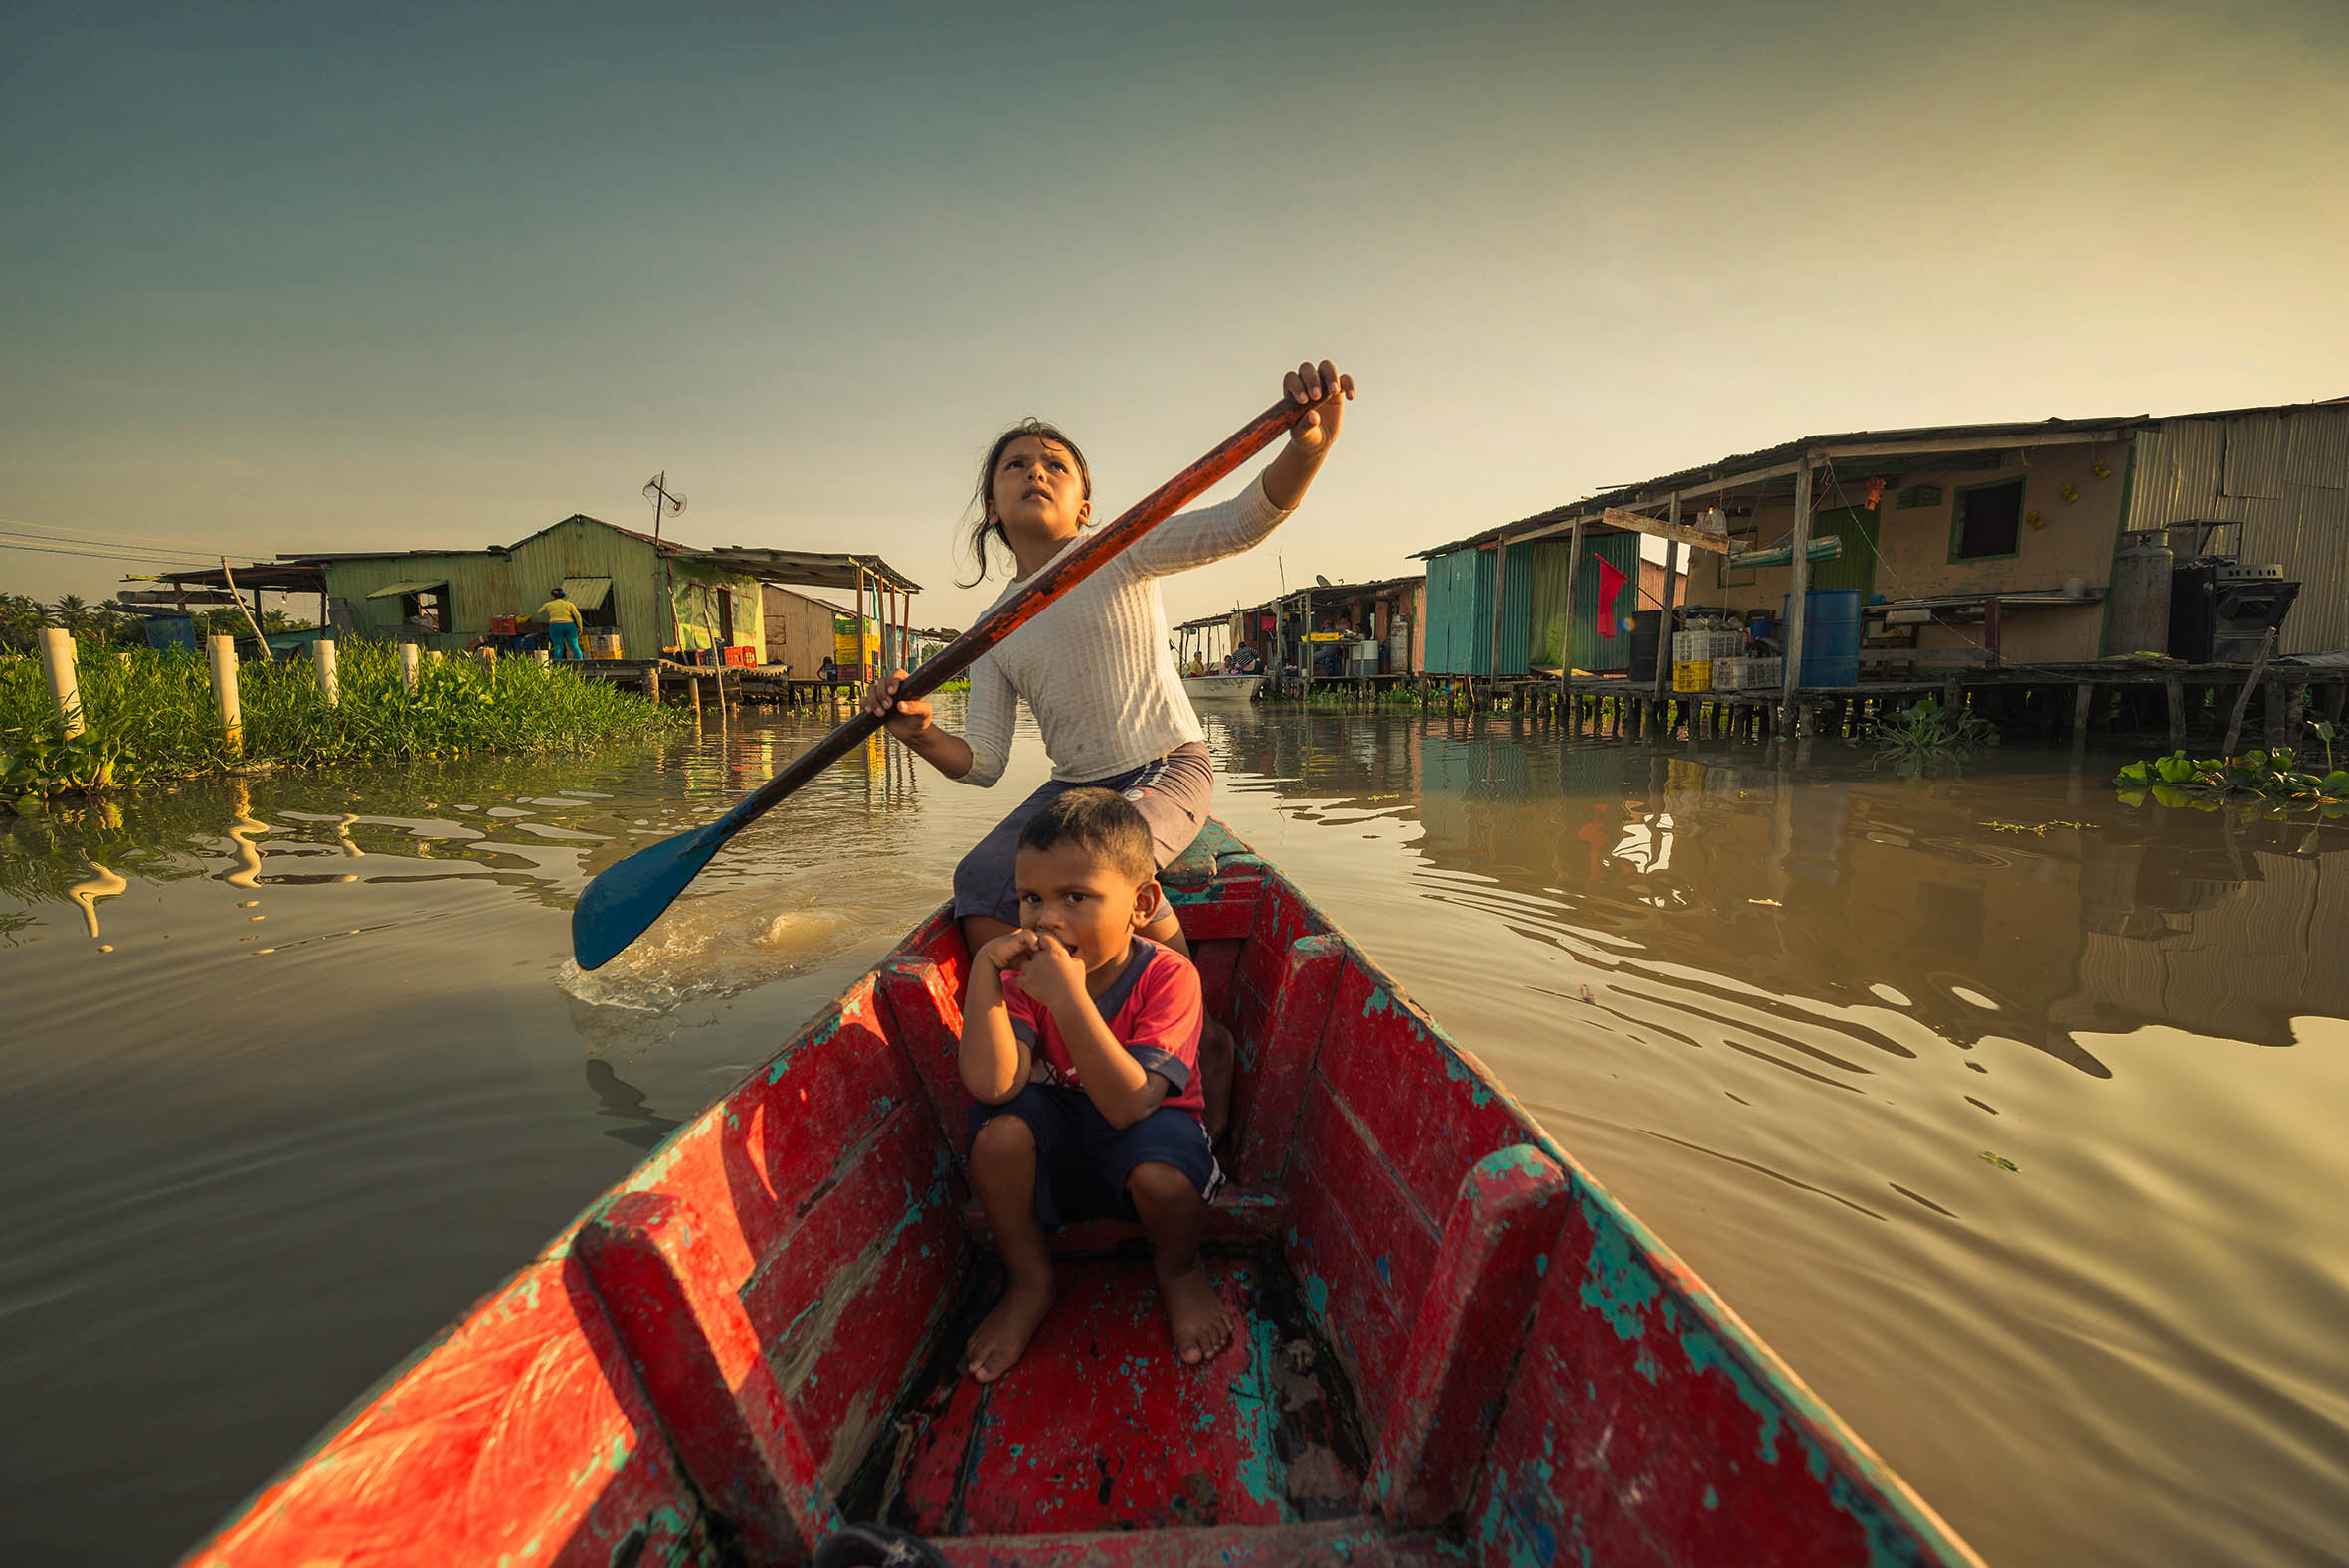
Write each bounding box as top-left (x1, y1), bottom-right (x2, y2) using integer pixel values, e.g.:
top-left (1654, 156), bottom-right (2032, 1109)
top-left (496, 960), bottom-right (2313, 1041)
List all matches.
top-left (1182, 671), bottom-right (1265, 701)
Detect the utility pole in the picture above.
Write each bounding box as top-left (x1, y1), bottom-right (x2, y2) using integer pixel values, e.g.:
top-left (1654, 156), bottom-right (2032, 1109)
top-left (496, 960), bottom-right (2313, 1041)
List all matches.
top-left (644, 473), bottom-right (687, 657)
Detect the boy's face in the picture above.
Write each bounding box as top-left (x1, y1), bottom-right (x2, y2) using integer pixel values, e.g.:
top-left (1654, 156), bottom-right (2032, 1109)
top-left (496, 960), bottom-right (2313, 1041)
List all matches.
top-left (1014, 839), bottom-right (1159, 972)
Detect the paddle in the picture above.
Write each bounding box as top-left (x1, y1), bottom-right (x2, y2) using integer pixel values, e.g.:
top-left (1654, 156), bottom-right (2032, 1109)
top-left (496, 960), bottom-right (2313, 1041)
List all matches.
top-left (572, 395), bottom-right (1306, 970)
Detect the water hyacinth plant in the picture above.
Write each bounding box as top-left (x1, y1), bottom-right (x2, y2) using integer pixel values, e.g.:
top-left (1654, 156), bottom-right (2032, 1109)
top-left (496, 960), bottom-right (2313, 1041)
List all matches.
top-left (1869, 696), bottom-right (1999, 767)
top-left (2113, 732), bottom-right (2349, 813)
top-left (1, 639), bottom-right (679, 810)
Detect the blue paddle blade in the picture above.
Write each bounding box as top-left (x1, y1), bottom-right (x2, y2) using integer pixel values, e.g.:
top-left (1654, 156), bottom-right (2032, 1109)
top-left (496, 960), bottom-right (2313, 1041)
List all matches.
top-left (572, 819), bottom-right (731, 971)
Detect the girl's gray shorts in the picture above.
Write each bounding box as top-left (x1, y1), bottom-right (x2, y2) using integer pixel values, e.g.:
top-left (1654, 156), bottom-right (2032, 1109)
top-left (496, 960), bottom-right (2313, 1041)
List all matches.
top-left (950, 742), bottom-right (1213, 927)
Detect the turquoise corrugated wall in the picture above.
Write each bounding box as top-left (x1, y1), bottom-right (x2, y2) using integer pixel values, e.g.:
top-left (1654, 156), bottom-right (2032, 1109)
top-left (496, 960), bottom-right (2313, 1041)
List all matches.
top-left (1423, 549), bottom-right (1483, 673)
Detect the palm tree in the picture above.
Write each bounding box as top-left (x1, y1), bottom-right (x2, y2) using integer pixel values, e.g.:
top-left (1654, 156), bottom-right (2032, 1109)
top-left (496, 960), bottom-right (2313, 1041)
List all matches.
top-left (0, 593), bottom-right (46, 651)
top-left (96, 599), bottom-right (141, 646)
top-left (49, 594), bottom-right (90, 637)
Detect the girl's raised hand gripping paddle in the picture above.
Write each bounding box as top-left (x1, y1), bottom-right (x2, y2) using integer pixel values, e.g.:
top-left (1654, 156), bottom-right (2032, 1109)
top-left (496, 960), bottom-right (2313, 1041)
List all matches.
top-left (572, 392), bottom-right (1316, 970)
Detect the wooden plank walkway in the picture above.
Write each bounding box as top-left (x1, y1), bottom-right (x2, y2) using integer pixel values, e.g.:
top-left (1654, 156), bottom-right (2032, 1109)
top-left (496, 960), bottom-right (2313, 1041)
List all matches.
top-left (1305, 662), bottom-right (2349, 755)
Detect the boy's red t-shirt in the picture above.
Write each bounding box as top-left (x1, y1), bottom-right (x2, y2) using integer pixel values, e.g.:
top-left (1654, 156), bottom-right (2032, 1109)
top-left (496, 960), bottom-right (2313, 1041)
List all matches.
top-left (1001, 937), bottom-right (1204, 1117)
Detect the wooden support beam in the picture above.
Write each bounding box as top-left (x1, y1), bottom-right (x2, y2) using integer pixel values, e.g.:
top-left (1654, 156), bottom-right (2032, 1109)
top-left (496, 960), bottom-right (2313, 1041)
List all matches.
top-left (1488, 536), bottom-right (1509, 682)
top-left (1781, 465), bottom-right (1815, 707)
top-left (1653, 497), bottom-right (1681, 702)
top-left (1558, 518), bottom-right (1583, 731)
top-left (1819, 428), bottom-right (2122, 460)
top-left (2166, 677), bottom-right (2187, 751)
top-left (1601, 507), bottom-right (1735, 556)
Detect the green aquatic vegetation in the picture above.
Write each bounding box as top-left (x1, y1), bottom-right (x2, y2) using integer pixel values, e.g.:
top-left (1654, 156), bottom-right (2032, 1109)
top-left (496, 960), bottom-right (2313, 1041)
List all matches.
top-left (2113, 747), bottom-right (2349, 812)
top-left (1870, 697), bottom-right (1999, 765)
top-left (1980, 819), bottom-right (2097, 836)
top-left (1979, 1152), bottom-right (2019, 1172)
top-left (1, 640), bottom-right (680, 809)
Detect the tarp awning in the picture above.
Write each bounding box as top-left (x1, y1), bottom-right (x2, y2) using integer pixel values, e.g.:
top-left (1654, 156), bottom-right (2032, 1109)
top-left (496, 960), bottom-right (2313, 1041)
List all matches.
top-left (365, 579), bottom-right (449, 600)
top-left (561, 576), bottom-right (613, 610)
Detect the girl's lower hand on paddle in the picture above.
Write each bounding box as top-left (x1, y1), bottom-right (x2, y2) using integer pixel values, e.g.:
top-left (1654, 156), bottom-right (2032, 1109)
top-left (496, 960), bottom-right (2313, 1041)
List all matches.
top-left (863, 668), bottom-right (932, 739)
top-left (1264, 359), bottom-right (1357, 509)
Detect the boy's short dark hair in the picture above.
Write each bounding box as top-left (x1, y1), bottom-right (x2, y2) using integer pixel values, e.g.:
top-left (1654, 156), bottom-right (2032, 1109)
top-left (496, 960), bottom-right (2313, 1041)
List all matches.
top-left (1016, 788), bottom-right (1155, 884)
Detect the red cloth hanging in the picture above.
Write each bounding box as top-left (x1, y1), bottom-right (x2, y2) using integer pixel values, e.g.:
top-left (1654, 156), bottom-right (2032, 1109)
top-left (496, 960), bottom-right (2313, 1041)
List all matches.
top-left (1595, 557), bottom-right (1628, 639)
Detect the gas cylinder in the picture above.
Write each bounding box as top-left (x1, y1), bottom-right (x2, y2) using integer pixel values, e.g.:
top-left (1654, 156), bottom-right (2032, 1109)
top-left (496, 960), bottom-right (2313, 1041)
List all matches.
top-left (2107, 530), bottom-right (2174, 656)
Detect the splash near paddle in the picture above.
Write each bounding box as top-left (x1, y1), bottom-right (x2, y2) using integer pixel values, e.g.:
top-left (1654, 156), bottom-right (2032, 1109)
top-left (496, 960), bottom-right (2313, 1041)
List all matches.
top-left (571, 396), bottom-right (1306, 970)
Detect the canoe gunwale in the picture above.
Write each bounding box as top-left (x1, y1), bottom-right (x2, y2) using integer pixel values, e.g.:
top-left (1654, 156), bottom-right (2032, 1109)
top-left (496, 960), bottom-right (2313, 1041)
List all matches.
top-left (180, 822), bottom-right (1985, 1568)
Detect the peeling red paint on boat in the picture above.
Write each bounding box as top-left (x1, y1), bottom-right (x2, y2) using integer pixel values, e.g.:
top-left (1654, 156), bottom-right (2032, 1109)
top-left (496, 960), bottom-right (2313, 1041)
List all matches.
top-left (180, 820), bottom-right (1983, 1568)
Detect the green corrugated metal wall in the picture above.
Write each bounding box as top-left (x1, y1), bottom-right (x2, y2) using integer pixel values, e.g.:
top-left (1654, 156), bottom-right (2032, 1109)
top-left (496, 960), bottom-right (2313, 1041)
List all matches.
top-left (1495, 545), bottom-right (1533, 676)
top-left (1528, 533), bottom-right (1641, 673)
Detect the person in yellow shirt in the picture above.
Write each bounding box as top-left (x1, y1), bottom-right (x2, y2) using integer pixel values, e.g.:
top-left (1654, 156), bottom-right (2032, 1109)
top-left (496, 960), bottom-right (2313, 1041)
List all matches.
top-left (537, 588), bottom-right (584, 660)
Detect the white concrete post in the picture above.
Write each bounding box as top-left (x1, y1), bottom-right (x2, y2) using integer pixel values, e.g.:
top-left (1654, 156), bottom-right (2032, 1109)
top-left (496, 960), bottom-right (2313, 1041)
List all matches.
top-left (398, 643), bottom-right (421, 690)
top-left (534, 648), bottom-right (551, 666)
top-left (208, 634), bottom-right (243, 754)
top-left (38, 627), bottom-right (84, 737)
top-left (313, 638), bottom-right (339, 707)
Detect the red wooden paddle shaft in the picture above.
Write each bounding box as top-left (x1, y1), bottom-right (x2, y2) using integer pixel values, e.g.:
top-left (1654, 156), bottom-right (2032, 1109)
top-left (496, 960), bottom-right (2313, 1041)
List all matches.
top-left (707, 396), bottom-right (1302, 840)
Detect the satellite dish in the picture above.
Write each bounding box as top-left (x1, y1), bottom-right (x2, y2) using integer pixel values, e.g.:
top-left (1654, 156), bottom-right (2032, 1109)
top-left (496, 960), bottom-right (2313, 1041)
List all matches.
top-left (642, 473), bottom-right (687, 516)
top-left (1315, 574), bottom-right (1332, 588)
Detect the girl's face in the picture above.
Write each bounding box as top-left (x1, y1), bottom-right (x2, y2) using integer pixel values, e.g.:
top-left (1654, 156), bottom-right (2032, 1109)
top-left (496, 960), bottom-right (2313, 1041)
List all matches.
top-left (990, 436), bottom-right (1091, 542)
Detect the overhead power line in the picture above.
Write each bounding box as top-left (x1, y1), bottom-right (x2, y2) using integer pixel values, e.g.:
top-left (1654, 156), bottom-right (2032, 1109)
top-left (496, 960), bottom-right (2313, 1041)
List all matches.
top-left (0, 516), bottom-right (244, 553)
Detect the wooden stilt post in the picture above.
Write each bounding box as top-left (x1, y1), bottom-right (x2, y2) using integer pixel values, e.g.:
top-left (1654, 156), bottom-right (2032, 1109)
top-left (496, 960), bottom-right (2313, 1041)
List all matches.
top-left (38, 627), bottom-right (84, 737)
top-left (2220, 630), bottom-right (2276, 758)
top-left (1781, 463), bottom-right (1815, 721)
top-left (1560, 518), bottom-right (1584, 740)
top-left (1488, 534), bottom-right (1509, 689)
top-left (208, 634), bottom-right (243, 755)
top-left (645, 664), bottom-right (661, 703)
top-left (2166, 678), bottom-right (2187, 750)
top-left (313, 638), bottom-right (339, 707)
top-left (1653, 500), bottom-right (1681, 710)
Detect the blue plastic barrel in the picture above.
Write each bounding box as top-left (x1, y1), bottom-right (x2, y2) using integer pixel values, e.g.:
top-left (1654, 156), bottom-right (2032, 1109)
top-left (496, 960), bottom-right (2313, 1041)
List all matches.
top-left (1783, 590), bottom-right (1861, 687)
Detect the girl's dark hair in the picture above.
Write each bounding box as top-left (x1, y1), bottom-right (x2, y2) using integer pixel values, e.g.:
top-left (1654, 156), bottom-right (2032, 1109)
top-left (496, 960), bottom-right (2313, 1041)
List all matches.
top-left (958, 418), bottom-right (1091, 587)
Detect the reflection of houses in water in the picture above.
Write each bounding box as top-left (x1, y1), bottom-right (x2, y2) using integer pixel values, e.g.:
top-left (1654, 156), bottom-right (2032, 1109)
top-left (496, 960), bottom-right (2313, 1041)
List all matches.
top-left (1204, 709), bottom-right (2349, 1075)
top-left (2061, 833), bottom-right (2349, 1048)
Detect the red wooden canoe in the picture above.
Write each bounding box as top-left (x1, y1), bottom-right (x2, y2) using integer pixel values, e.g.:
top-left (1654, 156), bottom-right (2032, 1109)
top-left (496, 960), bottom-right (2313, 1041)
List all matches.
top-left (185, 821), bottom-right (1983, 1567)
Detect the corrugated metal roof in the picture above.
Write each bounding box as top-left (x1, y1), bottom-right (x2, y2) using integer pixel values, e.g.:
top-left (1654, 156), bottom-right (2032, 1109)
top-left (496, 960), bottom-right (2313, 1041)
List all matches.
top-left (2126, 409), bottom-right (2349, 653)
top-left (2285, 411), bottom-right (2349, 490)
top-left (1417, 393), bottom-right (2349, 561)
top-left (2222, 414), bottom-right (2290, 499)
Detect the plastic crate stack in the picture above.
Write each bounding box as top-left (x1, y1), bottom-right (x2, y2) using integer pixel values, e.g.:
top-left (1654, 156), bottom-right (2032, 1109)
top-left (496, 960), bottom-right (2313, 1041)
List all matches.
top-left (1711, 655), bottom-right (1783, 691)
top-left (1670, 628), bottom-right (1746, 692)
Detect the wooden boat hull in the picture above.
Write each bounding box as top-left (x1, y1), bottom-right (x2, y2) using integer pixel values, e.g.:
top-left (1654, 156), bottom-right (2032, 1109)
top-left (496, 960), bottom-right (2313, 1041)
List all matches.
top-left (183, 821), bottom-right (1982, 1567)
top-left (1181, 672), bottom-right (1264, 701)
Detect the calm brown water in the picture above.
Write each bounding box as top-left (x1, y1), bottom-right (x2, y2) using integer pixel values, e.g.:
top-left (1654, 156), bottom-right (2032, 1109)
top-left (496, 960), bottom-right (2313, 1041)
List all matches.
top-left (4, 701), bottom-right (2346, 1567)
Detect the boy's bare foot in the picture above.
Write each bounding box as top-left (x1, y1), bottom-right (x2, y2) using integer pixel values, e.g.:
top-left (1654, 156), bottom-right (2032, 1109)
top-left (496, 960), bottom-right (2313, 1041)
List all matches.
top-left (1158, 1260), bottom-right (1232, 1365)
top-left (966, 1275), bottom-right (1055, 1383)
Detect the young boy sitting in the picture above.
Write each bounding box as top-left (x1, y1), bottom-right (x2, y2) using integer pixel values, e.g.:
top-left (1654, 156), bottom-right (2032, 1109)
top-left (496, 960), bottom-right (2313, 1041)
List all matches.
top-left (959, 787), bottom-right (1229, 1382)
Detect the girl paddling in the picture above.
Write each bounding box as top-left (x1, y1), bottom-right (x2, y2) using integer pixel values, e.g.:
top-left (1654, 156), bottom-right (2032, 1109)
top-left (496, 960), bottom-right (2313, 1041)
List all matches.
top-left (864, 360), bottom-right (1355, 1135)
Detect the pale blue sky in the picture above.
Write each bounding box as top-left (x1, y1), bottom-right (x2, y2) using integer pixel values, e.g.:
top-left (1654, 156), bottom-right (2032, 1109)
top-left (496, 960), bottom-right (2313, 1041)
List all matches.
top-left (5, 1), bottom-right (2345, 625)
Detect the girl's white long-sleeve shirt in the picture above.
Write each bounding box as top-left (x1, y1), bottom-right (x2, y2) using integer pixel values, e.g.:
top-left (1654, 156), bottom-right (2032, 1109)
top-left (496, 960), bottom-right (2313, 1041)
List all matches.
top-left (953, 475), bottom-right (1291, 787)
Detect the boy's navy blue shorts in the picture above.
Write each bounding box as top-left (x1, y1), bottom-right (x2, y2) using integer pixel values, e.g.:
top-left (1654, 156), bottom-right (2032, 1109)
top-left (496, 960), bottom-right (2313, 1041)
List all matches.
top-left (967, 1083), bottom-right (1225, 1231)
